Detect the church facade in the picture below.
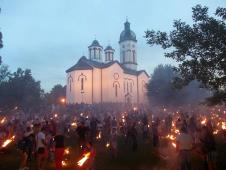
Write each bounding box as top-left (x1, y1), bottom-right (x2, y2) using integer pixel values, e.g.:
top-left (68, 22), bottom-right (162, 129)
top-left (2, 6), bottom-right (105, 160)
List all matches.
top-left (66, 20), bottom-right (149, 105)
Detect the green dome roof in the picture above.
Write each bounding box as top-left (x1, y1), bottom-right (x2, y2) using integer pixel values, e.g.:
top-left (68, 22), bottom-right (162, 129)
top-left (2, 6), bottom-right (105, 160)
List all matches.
top-left (119, 21), bottom-right (137, 43)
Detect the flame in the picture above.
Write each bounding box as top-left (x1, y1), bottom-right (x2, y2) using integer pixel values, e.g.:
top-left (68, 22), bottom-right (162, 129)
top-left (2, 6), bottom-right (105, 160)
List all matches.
top-left (166, 134), bottom-right (176, 141)
top-left (96, 132), bottom-right (101, 140)
top-left (77, 152), bottom-right (91, 167)
top-left (0, 117), bottom-right (6, 124)
top-left (64, 148), bottom-right (70, 155)
top-left (172, 142), bottom-right (176, 148)
top-left (71, 122), bottom-right (77, 127)
top-left (213, 130), bottom-right (218, 135)
top-left (62, 160), bottom-right (67, 166)
top-left (174, 129), bottom-right (180, 134)
top-left (201, 118), bottom-right (207, 125)
top-left (106, 142), bottom-right (110, 148)
top-left (2, 136), bottom-right (15, 148)
top-left (222, 122), bottom-right (226, 130)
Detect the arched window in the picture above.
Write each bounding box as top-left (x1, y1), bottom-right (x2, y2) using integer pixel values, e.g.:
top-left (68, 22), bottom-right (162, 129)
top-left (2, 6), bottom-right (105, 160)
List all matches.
top-left (68, 75), bottom-right (73, 92)
top-left (81, 78), bottom-right (84, 91)
top-left (122, 51), bottom-right (126, 62)
top-left (115, 84), bottom-right (118, 97)
top-left (132, 50), bottom-right (136, 63)
top-left (130, 82), bottom-right (132, 92)
top-left (94, 48), bottom-right (96, 59)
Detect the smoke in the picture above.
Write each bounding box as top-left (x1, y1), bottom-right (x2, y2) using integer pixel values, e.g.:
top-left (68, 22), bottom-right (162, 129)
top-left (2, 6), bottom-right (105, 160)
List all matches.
top-left (147, 64), bottom-right (210, 113)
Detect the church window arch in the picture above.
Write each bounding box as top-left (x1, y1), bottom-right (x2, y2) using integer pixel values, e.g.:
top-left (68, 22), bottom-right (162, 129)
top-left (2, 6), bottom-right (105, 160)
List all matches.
top-left (68, 75), bottom-right (73, 92)
top-left (115, 84), bottom-right (118, 97)
top-left (94, 48), bottom-right (96, 59)
top-left (113, 81), bottom-right (120, 98)
top-left (122, 51), bottom-right (126, 62)
top-left (78, 73), bottom-right (87, 92)
top-left (130, 82), bottom-right (132, 92)
top-left (81, 78), bottom-right (84, 91)
top-left (132, 50), bottom-right (136, 63)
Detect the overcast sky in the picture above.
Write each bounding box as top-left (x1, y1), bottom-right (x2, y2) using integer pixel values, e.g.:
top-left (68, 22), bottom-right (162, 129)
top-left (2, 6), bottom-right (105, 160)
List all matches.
top-left (0, 0), bottom-right (225, 91)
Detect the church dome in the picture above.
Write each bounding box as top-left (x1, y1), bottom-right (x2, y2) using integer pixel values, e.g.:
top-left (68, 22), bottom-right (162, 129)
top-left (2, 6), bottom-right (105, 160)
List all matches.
top-left (104, 45), bottom-right (115, 51)
top-left (89, 39), bottom-right (103, 48)
top-left (119, 20), bottom-right (137, 43)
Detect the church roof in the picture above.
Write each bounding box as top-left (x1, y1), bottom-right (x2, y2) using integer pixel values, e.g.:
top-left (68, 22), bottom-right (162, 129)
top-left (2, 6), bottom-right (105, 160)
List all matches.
top-left (104, 45), bottom-right (115, 51)
top-left (66, 56), bottom-right (93, 72)
top-left (66, 56), bottom-right (149, 77)
top-left (119, 20), bottom-right (137, 43)
top-left (88, 40), bottom-right (103, 48)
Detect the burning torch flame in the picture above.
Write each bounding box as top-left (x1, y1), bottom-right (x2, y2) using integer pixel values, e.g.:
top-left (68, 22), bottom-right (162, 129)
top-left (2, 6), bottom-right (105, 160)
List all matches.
top-left (77, 152), bottom-right (91, 167)
top-left (62, 160), bottom-right (67, 166)
top-left (222, 122), bottom-right (226, 130)
top-left (64, 148), bottom-right (70, 155)
top-left (106, 142), bottom-right (110, 148)
top-left (96, 132), bottom-right (101, 140)
top-left (0, 117), bottom-right (6, 124)
top-left (2, 136), bottom-right (15, 148)
top-left (172, 142), bottom-right (176, 148)
top-left (71, 122), bottom-right (77, 127)
top-left (201, 118), bottom-right (207, 125)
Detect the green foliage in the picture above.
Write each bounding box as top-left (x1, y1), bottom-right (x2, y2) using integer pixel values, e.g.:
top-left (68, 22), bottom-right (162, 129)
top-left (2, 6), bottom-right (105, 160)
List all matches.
top-left (0, 68), bottom-right (43, 113)
top-left (46, 84), bottom-right (66, 105)
top-left (145, 5), bottom-right (226, 105)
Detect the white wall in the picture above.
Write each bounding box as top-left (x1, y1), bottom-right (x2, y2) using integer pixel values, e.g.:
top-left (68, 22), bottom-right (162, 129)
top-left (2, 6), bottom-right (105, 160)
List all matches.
top-left (66, 70), bottom-right (92, 104)
top-left (102, 63), bottom-right (124, 103)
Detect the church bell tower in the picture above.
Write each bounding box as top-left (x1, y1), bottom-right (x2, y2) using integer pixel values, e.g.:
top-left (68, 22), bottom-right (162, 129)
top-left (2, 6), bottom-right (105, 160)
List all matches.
top-left (119, 20), bottom-right (137, 70)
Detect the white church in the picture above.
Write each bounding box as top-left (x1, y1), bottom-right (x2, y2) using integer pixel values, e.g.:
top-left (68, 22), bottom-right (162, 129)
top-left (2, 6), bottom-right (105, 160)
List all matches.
top-left (66, 20), bottom-right (149, 105)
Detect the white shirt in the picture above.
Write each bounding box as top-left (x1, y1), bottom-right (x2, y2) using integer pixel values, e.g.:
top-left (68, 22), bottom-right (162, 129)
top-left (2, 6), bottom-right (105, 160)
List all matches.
top-left (36, 132), bottom-right (45, 149)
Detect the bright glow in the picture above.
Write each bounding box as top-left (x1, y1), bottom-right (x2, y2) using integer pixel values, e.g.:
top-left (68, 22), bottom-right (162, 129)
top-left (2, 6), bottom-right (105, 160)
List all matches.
top-left (62, 161), bottom-right (67, 166)
top-left (172, 142), bottom-right (176, 148)
top-left (201, 118), bottom-right (207, 125)
top-left (96, 132), bottom-right (101, 140)
top-left (2, 136), bottom-right (15, 148)
top-left (213, 130), bottom-right (218, 135)
top-left (60, 98), bottom-right (66, 103)
top-left (0, 117), bottom-right (6, 124)
top-left (54, 114), bottom-right (58, 118)
top-left (77, 152), bottom-right (91, 167)
top-left (133, 107), bottom-right (137, 111)
top-left (222, 122), bottom-right (226, 130)
top-left (166, 134), bottom-right (176, 141)
top-left (174, 129), bottom-right (180, 134)
top-left (71, 122), bottom-right (77, 127)
top-left (64, 148), bottom-right (70, 155)
top-left (106, 142), bottom-right (110, 148)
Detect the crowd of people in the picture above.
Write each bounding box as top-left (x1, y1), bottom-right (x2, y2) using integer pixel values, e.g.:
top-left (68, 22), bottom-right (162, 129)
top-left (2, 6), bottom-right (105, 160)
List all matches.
top-left (0, 104), bottom-right (226, 170)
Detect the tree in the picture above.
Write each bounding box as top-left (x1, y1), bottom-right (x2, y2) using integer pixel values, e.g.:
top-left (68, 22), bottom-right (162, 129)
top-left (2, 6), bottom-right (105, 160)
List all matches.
top-left (145, 5), bottom-right (226, 105)
top-left (147, 64), bottom-right (209, 108)
top-left (0, 68), bottom-right (43, 113)
top-left (47, 84), bottom-right (66, 105)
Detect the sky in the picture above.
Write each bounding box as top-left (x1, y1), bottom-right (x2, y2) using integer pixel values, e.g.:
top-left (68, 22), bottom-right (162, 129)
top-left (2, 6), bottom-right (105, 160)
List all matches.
top-left (0, 0), bottom-right (225, 92)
